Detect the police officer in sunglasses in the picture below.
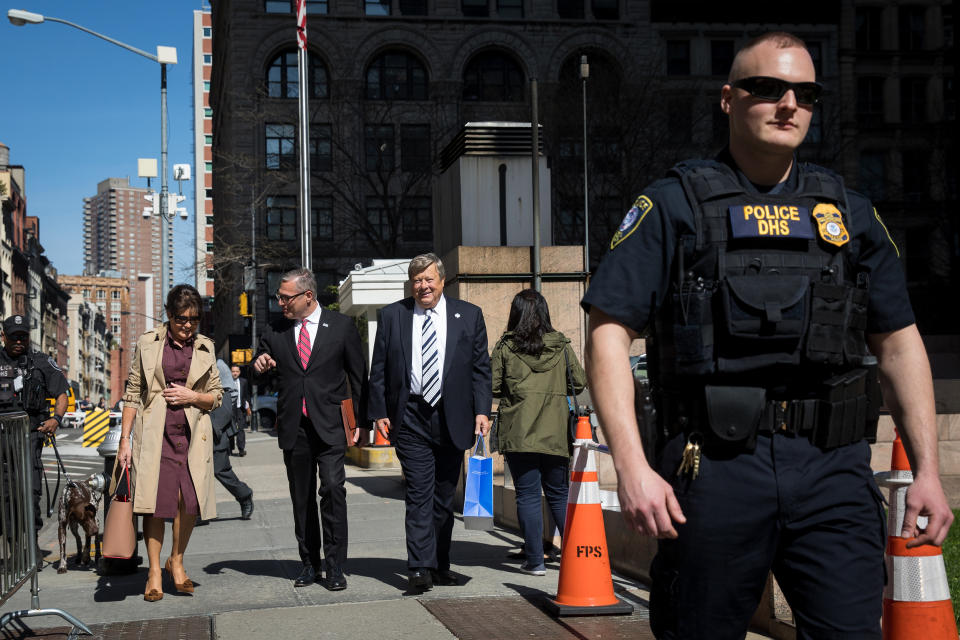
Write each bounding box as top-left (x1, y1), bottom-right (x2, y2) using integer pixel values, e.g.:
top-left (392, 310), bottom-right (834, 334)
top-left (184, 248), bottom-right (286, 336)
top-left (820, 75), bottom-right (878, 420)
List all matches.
top-left (583, 32), bottom-right (952, 639)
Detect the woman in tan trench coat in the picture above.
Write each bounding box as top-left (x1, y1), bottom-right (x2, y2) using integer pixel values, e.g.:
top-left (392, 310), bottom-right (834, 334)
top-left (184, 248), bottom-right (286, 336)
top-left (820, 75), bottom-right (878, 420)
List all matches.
top-left (115, 284), bottom-right (222, 602)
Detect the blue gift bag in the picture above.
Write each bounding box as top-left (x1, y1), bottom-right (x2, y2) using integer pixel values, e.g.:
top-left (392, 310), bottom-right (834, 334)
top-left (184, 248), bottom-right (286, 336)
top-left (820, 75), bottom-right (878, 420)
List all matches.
top-left (463, 435), bottom-right (494, 530)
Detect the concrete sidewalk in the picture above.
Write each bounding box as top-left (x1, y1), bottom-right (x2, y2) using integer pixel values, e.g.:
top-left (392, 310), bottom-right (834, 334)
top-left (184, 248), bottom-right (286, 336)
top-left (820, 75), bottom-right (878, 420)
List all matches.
top-left (1, 431), bottom-right (658, 639)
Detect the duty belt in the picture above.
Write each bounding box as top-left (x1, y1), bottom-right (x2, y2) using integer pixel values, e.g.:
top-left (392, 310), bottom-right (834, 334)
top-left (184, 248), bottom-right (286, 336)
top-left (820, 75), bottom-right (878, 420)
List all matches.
top-left (759, 396), bottom-right (877, 449)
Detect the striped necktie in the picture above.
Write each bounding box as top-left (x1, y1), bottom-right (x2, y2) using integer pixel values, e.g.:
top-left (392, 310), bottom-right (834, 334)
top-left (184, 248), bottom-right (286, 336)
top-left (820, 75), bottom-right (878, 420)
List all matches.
top-left (421, 310), bottom-right (440, 406)
top-left (298, 320), bottom-right (311, 415)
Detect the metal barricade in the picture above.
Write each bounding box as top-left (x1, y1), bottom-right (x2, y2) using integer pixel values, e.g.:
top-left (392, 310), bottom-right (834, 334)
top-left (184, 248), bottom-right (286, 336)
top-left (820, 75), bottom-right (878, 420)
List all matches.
top-left (0, 411), bottom-right (91, 638)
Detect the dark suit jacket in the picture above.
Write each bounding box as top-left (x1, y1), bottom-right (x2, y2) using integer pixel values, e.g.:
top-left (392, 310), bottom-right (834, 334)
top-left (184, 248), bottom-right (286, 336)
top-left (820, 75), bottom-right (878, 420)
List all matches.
top-left (368, 296), bottom-right (492, 451)
top-left (256, 307), bottom-right (367, 450)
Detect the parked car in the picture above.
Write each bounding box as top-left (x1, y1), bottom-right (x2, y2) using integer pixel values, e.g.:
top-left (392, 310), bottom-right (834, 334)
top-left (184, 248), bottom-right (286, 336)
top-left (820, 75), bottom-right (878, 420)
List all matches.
top-left (253, 392), bottom-right (278, 430)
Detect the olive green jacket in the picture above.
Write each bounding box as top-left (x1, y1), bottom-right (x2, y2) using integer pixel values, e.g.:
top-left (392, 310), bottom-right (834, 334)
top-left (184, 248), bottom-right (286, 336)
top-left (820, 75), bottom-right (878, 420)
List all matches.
top-left (491, 331), bottom-right (586, 458)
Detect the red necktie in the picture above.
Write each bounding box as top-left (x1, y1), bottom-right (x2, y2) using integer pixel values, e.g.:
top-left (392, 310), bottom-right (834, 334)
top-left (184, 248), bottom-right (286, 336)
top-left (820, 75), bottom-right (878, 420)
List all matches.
top-left (298, 320), bottom-right (311, 415)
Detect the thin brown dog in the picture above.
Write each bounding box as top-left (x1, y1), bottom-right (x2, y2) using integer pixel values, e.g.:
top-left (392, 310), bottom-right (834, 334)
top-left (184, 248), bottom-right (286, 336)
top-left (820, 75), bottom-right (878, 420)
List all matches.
top-left (56, 481), bottom-right (100, 574)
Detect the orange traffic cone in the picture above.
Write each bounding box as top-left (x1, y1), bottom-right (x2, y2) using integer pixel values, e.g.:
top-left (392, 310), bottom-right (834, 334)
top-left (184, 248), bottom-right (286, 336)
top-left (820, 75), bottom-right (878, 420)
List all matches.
top-left (878, 430), bottom-right (957, 639)
top-left (373, 427), bottom-right (390, 447)
top-left (544, 415), bottom-right (633, 616)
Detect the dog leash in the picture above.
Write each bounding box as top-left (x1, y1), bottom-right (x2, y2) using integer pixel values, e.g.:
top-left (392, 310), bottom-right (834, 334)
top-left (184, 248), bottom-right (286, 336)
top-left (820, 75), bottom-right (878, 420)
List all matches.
top-left (43, 432), bottom-right (73, 518)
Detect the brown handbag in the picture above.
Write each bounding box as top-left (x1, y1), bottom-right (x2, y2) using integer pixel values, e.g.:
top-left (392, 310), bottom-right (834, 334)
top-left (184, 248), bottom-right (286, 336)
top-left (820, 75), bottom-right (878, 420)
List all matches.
top-left (102, 465), bottom-right (137, 559)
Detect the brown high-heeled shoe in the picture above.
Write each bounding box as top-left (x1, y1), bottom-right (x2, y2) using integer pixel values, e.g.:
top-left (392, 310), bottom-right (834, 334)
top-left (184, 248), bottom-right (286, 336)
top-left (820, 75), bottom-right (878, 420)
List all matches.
top-left (143, 588), bottom-right (163, 602)
top-left (164, 558), bottom-right (195, 594)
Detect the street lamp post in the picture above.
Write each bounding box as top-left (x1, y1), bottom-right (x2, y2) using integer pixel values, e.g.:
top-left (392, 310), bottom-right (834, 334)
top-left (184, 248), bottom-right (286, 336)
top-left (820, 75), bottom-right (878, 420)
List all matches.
top-left (8, 9), bottom-right (178, 316)
top-left (580, 55), bottom-right (590, 275)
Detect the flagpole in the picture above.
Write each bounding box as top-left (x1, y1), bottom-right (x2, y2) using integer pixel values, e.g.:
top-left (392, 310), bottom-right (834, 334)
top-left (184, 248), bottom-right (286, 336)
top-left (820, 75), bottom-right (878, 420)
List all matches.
top-left (296, 0), bottom-right (312, 270)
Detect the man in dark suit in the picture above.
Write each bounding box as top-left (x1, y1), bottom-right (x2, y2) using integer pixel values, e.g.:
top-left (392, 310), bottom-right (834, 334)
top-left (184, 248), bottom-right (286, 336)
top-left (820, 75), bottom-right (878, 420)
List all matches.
top-left (368, 253), bottom-right (492, 592)
top-left (212, 359), bottom-right (255, 520)
top-left (228, 364), bottom-right (250, 453)
top-left (254, 267), bottom-right (367, 591)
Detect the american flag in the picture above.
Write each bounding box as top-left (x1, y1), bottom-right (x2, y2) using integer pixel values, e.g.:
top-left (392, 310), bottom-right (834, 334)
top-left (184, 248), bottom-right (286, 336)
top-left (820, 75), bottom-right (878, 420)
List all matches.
top-left (296, 0), bottom-right (307, 50)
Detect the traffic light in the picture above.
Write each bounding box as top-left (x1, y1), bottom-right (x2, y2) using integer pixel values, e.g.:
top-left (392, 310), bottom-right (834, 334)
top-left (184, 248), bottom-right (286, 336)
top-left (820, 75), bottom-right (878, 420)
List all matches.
top-left (238, 292), bottom-right (251, 317)
top-left (231, 349), bottom-right (252, 365)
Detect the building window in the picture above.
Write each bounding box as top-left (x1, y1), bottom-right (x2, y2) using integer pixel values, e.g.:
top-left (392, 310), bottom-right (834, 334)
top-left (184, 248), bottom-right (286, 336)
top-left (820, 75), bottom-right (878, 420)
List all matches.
top-left (591, 0), bottom-right (617, 20)
top-left (463, 51), bottom-right (524, 101)
top-left (313, 196), bottom-right (334, 241)
top-left (365, 51), bottom-right (428, 101)
top-left (366, 197), bottom-right (394, 237)
top-left (205, 161), bottom-right (213, 172)
top-left (203, 27), bottom-right (212, 37)
top-left (666, 40), bottom-right (690, 75)
top-left (856, 77), bottom-right (884, 124)
top-left (399, 0), bottom-right (427, 14)
top-left (206, 242), bottom-right (214, 252)
top-left (858, 151), bottom-right (886, 201)
top-left (401, 125), bottom-right (431, 172)
top-left (205, 189), bottom-right (214, 199)
top-left (204, 81), bottom-right (211, 91)
top-left (554, 209), bottom-right (582, 244)
top-left (462, 0), bottom-right (488, 17)
top-left (266, 123), bottom-right (296, 170)
top-left (266, 50), bottom-right (329, 99)
top-left (498, 0), bottom-right (523, 18)
top-left (366, 0), bottom-right (391, 15)
top-left (557, 0), bottom-right (583, 18)
top-left (901, 150), bottom-right (928, 199)
top-left (111, 290), bottom-right (120, 299)
top-left (97, 290), bottom-right (105, 299)
top-left (899, 6), bottom-right (925, 50)
top-left (365, 125), bottom-right (395, 171)
top-left (710, 40), bottom-right (734, 76)
top-left (204, 107), bottom-right (213, 118)
top-left (206, 215), bottom-right (214, 225)
top-left (265, 196), bottom-right (297, 240)
top-left (82, 289), bottom-right (90, 299)
top-left (402, 197), bottom-right (432, 239)
top-left (855, 6), bottom-right (883, 50)
top-left (205, 135), bottom-right (213, 145)
top-left (203, 54), bottom-right (212, 65)
top-left (900, 77), bottom-right (926, 124)
top-left (310, 124), bottom-right (333, 171)
top-left (265, 0), bottom-right (327, 13)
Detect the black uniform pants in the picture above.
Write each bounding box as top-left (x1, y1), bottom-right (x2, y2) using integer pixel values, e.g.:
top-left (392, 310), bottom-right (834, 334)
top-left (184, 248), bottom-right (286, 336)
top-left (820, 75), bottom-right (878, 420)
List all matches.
top-left (650, 432), bottom-right (885, 640)
top-left (30, 430), bottom-right (44, 531)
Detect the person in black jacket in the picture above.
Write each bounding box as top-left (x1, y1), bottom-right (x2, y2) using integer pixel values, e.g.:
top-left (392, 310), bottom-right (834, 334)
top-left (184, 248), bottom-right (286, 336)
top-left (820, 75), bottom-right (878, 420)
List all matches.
top-left (254, 267), bottom-right (367, 591)
top-left (211, 359), bottom-right (254, 520)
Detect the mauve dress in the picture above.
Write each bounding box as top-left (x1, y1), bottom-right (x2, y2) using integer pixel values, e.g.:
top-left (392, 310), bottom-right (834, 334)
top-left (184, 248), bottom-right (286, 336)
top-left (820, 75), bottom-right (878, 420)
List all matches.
top-left (152, 334), bottom-right (200, 519)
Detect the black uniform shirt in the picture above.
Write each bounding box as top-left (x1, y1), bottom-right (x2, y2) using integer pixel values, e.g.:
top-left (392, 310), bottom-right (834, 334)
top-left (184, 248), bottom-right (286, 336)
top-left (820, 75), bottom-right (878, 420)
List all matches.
top-left (0, 348), bottom-right (69, 420)
top-left (582, 150), bottom-right (914, 337)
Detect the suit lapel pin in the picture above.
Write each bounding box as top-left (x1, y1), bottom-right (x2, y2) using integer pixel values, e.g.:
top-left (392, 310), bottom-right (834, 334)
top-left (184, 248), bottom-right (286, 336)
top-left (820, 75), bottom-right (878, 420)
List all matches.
top-left (322, 322), bottom-right (329, 328)
top-left (454, 313), bottom-right (461, 319)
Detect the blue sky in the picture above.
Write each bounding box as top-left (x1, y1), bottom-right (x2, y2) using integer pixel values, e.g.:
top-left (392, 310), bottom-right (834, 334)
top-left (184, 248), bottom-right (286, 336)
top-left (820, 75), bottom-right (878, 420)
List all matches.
top-left (1, 1), bottom-right (209, 280)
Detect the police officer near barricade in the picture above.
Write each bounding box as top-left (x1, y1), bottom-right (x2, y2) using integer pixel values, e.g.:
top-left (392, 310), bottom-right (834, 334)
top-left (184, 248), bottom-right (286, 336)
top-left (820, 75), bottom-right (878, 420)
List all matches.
top-left (583, 32), bottom-right (954, 639)
top-left (0, 314), bottom-right (69, 566)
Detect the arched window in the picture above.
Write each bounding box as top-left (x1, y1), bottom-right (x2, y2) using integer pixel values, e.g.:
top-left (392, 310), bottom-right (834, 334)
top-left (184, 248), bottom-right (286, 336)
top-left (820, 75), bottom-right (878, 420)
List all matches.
top-left (462, 51), bottom-right (525, 101)
top-left (366, 51), bottom-right (428, 100)
top-left (266, 50), bottom-right (329, 99)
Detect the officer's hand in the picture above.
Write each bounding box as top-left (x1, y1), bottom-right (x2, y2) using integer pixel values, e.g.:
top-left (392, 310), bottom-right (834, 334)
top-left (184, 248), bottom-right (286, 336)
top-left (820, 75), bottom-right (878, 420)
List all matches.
top-left (375, 418), bottom-right (391, 440)
top-left (902, 472), bottom-right (955, 547)
top-left (253, 353), bottom-right (276, 373)
top-left (37, 418), bottom-right (58, 436)
top-left (117, 438), bottom-right (132, 470)
top-left (617, 462), bottom-right (686, 539)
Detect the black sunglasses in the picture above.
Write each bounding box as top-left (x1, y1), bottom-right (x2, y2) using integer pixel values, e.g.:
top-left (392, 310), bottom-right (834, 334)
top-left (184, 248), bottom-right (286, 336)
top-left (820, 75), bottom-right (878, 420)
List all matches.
top-left (173, 315), bottom-right (201, 325)
top-left (732, 76), bottom-right (823, 106)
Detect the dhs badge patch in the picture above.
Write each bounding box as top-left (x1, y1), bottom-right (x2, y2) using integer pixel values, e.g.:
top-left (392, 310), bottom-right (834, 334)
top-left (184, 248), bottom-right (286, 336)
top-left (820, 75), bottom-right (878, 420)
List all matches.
top-left (812, 203), bottom-right (849, 247)
top-left (610, 196), bottom-right (653, 250)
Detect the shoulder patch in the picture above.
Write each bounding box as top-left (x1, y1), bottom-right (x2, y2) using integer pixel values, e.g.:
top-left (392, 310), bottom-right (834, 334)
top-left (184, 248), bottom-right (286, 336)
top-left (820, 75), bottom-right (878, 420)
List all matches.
top-left (610, 196), bottom-right (653, 250)
top-left (46, 356), bottom-right (62, 372)
top-left (873, 208), bottom-right (899, 257)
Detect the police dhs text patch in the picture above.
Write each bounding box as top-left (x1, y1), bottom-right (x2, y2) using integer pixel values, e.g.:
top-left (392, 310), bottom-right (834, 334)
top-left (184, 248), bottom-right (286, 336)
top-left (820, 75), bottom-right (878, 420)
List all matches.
top-left (728, 204), bottom-right (814, 239)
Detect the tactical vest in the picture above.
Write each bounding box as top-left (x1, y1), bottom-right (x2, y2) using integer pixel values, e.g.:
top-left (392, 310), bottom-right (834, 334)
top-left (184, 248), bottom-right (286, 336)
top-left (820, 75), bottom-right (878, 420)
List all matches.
top-left (649, 161), bottom-right (878, 450)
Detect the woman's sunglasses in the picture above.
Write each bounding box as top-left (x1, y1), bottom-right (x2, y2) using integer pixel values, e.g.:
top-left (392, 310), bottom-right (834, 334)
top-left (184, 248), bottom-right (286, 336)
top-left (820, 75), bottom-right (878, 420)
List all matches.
top-left (732, 76), bottom-right (823, 106)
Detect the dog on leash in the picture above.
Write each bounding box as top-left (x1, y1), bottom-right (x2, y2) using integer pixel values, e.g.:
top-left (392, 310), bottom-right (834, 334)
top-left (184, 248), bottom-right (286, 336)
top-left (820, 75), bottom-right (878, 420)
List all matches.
top-left (57, 479), bottom-right (101, 574)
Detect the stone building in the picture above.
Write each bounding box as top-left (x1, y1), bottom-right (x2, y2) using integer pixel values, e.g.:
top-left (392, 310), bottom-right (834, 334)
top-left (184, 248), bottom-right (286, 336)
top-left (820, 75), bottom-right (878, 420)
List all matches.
top-left (208, 0), bottom-right (955, 351)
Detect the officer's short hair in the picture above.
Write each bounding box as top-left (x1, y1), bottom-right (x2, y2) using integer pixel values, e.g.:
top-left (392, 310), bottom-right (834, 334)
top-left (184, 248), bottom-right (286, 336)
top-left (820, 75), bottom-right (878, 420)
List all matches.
top-left (280, 267), bottom-right (317, 294)
top-left (408, 253), bottom-right (445, 281)
top-left (729, 31), bottom-right (810, 82)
